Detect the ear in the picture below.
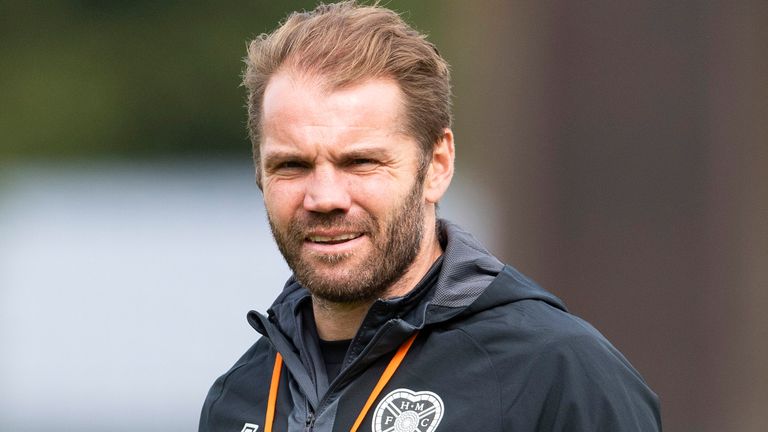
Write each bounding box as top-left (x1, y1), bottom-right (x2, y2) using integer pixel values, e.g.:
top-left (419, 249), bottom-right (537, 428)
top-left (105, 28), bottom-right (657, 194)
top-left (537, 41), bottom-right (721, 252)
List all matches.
top-left (423, 128), bottom-right (455, 204)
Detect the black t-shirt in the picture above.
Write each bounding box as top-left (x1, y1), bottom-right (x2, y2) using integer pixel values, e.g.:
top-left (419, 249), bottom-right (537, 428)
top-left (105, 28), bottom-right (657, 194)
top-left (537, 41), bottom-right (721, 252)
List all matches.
top-left (318, 338), bottom-right (352, 382)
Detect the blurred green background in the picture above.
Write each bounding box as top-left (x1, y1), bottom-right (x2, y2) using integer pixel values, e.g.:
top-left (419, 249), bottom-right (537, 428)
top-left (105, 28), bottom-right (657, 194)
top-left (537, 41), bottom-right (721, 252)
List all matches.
top-left (0, 1), bottom-right (442, 160)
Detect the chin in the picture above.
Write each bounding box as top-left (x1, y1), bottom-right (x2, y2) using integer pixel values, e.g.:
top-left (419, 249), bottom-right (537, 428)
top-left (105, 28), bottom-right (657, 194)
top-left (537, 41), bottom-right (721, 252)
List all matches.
top-left (300, 267), bottom-right (383, 304)
top-left (308, 252), bottom-right (355, 265)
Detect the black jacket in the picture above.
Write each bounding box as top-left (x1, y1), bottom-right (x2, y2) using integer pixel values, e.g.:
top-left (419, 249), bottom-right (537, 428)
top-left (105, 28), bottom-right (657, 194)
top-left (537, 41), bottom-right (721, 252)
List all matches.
top-left (199, 220), bottom-right (661, 431)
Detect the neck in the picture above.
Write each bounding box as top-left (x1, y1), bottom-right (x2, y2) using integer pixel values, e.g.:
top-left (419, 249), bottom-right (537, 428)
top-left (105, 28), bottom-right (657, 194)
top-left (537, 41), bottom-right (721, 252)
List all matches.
top-left (312, 297), bottom-right (370, 341)
top-left (313, 217), bottom-right (443, 341)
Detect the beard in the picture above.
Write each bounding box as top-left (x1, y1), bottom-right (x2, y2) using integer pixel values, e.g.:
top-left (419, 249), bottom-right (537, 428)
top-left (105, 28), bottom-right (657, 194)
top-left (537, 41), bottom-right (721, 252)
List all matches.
top-left (267, 179), bottom-right (426, 304)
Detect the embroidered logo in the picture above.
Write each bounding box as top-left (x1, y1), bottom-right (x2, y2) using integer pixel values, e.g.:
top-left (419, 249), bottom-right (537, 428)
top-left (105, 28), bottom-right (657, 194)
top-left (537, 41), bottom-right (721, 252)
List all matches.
top-left (371, 388), bottom-right (444, 432)
top-left (241, 423), bottom-right (259, 432)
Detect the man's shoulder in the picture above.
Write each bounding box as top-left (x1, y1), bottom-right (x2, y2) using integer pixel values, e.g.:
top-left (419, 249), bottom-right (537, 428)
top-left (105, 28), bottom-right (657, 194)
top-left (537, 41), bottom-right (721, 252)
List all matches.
top-left (446, 288), bottom-right (613, 360)
top-left (434, 265), bottom-right (651, 389)
top-left (440, 264), bottom-right (598, 352)
top-left (207, 337), bottom-right (276, 392)
top-left (433, 278), bottom-right (661, 430)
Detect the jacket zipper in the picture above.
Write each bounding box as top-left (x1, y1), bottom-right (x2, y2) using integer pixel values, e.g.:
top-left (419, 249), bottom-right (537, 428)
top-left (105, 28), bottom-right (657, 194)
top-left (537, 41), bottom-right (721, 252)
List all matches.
top-left (268, 319), bottom-right (406, 429)
top-left (304, 402), bottom-right (315, 431)
top-left (304, 412), bottom-right (315, 431)
top-left (305, 324), bottom-right (412, 431)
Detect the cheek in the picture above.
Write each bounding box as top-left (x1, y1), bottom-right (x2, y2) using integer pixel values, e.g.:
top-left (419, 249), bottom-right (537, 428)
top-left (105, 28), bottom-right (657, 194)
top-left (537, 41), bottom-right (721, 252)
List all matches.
top-left (349, 177), bottom-right (384, 201)
top-left (351, 177), bottom-right (414, 214)
top-left (264, 183), bottom-right (303, 219)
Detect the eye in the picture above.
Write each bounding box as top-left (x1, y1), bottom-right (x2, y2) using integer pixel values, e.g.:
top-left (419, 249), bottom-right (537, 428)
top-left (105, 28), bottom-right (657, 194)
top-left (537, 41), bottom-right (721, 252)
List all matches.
top-left (343, 156), bottom-right (382, 173)
top-left (265, 159), bottom-right (311, 176)
top-left (278, 161), bottom-right (304, 169)
top-left (275, 160), bottom-right (309, 170)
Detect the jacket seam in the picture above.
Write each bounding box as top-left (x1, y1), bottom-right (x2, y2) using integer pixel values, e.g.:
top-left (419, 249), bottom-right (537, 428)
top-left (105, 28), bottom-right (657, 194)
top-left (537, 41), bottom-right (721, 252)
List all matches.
top-left (454, 328), bottom-right (504, 432)
top-left (204, 344), bottom-right (269, 429)
top-left (203, 362), bottom-right (251, 428)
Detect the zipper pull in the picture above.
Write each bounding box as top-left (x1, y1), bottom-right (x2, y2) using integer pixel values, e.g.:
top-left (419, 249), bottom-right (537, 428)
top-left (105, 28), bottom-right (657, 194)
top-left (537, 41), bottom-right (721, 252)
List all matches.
top-left (304, 412), bottom-right (315, 431)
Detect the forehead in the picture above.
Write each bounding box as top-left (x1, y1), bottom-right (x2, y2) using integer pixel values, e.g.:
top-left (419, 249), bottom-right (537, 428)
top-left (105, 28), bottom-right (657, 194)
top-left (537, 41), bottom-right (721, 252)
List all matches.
top-left (261, 71), bottom-right (406, 134)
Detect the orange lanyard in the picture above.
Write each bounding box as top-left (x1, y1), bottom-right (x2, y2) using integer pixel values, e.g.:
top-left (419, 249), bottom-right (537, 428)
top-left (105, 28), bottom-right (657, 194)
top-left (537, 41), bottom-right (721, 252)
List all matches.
top-left (264, 331), bottom-right (419, 432)
top-left (264, 351), bottom-right (284, 432)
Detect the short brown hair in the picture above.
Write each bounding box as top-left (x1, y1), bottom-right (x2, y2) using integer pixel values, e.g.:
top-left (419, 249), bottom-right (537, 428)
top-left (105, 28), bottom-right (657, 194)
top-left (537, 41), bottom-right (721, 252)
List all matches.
top-left (243, 1), bottom-right (452, 179)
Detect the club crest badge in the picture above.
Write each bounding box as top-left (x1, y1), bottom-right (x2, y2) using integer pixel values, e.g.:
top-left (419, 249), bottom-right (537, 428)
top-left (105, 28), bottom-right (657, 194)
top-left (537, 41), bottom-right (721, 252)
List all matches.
top-left (240, 423), bottom-right (259, 432)
top-left (371, 388), bottom-right (444, 432)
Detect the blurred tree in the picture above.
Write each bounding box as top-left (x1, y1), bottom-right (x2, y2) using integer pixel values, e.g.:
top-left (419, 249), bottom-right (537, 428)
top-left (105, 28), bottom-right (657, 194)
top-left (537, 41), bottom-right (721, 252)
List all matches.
top-left (0, 1), bottom-right (443, 161)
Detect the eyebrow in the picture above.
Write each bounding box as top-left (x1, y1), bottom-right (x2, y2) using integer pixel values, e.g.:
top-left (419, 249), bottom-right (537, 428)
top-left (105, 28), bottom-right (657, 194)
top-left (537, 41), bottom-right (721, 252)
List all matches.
top-left (262, 145), bottom-right (393, 166)
top-left (338, 146), bottom-right (391, 161)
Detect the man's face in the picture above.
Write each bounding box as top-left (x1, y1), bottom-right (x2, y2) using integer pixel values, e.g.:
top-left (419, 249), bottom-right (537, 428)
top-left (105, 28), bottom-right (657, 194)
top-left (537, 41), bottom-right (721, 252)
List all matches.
top-left (260, 72), bottom-right (429, 303)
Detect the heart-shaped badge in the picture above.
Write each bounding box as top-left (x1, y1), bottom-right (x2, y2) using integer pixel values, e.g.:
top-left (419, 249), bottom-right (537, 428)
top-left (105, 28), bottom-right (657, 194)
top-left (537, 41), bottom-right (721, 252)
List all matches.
top-left (371, 388), bottom-right (445, 432)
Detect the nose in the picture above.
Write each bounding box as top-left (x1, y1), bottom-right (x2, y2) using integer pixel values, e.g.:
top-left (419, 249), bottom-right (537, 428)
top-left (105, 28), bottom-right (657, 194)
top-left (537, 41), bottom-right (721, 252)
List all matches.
top-left (303, 165), bottom-right (351, 213)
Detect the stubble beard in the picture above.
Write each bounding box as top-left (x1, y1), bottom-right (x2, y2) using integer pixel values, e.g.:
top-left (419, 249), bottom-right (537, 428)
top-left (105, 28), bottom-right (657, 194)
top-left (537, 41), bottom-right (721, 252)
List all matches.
top-left (268, 179), bottom-right (426, 304)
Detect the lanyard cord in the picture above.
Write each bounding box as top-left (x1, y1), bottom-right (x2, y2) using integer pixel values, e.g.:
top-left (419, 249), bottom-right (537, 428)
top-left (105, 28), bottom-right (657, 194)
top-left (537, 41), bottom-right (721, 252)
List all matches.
top-left (264, 331), bottom-right (419, 432)
top-left (264, 352), bottom-right (283, 432)
top-left (349, 331), bottom-right (419, 432)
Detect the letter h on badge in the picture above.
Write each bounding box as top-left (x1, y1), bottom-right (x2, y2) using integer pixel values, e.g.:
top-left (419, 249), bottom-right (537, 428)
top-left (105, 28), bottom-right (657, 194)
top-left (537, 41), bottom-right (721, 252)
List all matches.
top-left (241, 423), bottom-right (259, 432)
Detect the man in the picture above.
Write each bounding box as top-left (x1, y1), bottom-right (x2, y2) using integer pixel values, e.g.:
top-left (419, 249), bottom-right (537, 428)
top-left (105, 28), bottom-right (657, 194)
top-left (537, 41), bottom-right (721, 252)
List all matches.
top-left (199, 2), bottom-right (661, 431)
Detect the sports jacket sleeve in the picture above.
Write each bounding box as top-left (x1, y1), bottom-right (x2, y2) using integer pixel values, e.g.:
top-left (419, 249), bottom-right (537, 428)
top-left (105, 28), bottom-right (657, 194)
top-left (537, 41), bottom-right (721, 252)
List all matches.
top-left (504, 333), bottom-right (662, 431)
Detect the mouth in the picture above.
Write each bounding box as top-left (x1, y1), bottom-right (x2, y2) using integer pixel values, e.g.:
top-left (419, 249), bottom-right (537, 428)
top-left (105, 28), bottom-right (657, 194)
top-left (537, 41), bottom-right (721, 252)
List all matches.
top-left (306, 232), bottom-right (364, 245)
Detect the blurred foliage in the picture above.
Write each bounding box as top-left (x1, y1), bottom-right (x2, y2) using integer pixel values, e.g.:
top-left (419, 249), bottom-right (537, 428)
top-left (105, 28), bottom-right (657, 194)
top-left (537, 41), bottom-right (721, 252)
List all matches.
top-left (0, 1), bottom-right (443, 160)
